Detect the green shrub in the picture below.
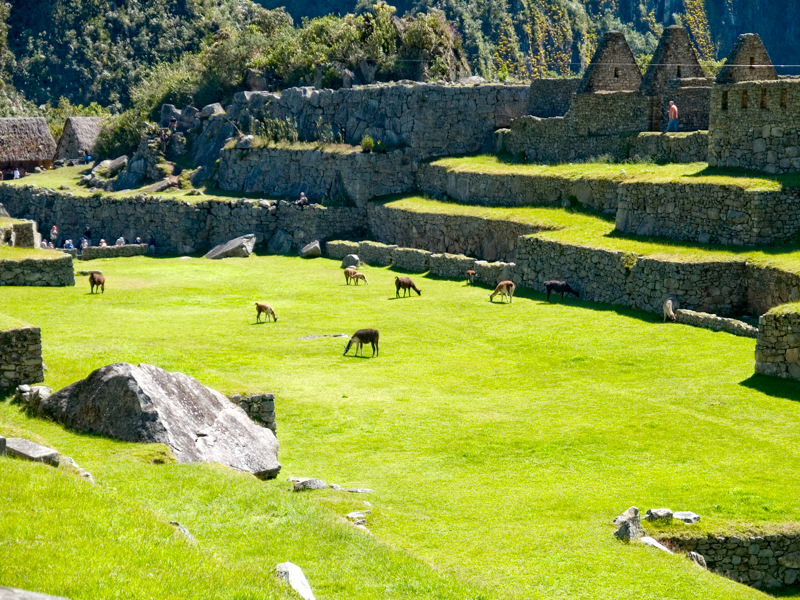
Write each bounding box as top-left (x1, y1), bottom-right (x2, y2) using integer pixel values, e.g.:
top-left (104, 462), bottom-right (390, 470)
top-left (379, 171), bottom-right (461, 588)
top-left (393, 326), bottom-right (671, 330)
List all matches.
top-left (361, 135), bottom-right (374, 153)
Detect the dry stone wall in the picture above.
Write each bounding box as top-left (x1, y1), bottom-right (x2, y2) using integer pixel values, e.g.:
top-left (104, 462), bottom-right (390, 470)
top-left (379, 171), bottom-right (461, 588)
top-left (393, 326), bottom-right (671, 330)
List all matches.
top-left (0, 254), bottom-right (74, 286)
top-left (627, 131), bottom-right (708, 163)
top-left (528, 79), bottom-right (579, 117)
top-left (665, 534), bottom-right (800, 590)
top-left (391, 247), bottom-right (431, 272)
top-left (429, 253), bottom-right (475, 279)
top-left (615, 182), bottom-right (800, 246)
top-left (708, 81), bottom-right (800, 174)
top-left (755, 309), bottom-right (800, 379)
top-left (674, 309), bottom-right (757, 337)
top-left (230, 393), bottom-right (276, 433)
top-left (367, 202), bottom-right (545, 262)
top-left (217, 145), bottom-right (416, 207)
top-left (516, 237), bottom-right (748, 316)
top-left (0, 326), bottom-right (43, 390)
top-left (81, 244), bottom-right (148, 260)
top-left (326, 240), bottom-right (359, 260)
top-left (193, 83), bottom-right (529, 166)
top-left (0, 185), bottom-right (365, 256)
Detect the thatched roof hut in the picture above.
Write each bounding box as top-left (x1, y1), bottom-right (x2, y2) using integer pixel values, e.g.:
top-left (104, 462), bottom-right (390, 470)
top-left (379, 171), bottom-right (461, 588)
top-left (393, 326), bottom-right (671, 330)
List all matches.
top-left (0, 117), bottom-right (57, 169)
top-left (55, 116), bottom-right (104, 160)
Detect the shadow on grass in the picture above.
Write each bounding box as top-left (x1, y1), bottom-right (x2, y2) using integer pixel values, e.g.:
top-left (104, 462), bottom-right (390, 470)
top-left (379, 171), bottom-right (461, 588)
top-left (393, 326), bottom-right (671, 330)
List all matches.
top-left (740, 375), bottom-right (800, 402)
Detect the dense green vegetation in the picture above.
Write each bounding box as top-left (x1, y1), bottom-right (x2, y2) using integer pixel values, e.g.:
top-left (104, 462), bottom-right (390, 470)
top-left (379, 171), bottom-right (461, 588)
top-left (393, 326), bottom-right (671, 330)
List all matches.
top-left (3, 255), bottom-right (800, 599)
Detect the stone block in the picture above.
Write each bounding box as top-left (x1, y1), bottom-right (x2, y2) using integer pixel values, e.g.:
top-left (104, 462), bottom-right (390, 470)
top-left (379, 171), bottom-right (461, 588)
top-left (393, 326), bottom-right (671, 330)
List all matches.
top-left (5, 438), bottom-right (59, 467)
top-left (391, 247), bottom-right (431, 272)
top-left (358, 241), bottom-right (396, 266)
top-left (326, 240), bottom-right (359, 260)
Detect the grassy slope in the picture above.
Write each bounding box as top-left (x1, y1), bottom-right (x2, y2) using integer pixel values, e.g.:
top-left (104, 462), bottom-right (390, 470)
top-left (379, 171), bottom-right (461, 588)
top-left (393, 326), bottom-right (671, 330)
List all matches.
top-left (4, 255), bottom-right (800, 599)
top-left (432, 155), bottom-right (800, 191)
top-left (0, 246), bottom-right (66, 260)
top-left (382, 196), bottom-right (800, 272)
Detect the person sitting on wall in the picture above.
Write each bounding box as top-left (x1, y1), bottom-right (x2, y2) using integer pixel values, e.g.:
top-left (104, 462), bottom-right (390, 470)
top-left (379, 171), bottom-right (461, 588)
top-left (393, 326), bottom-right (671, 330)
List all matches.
top-left (81, 238), bottom-right (89, 249)
top-left (666, 101), bottom-right (679, 133)
top-left (115, 236), bottom-right (125, 246)
top-left (40, 240), bottom-right (48, 249)
top-left (99, 239), bottom-right (108, 248)
top-left (135, 237), bottom-right (142, 244)
top-left (64, 239), bottom-right (74, 250)
top-left (296, 192), bottom-right (309, 207)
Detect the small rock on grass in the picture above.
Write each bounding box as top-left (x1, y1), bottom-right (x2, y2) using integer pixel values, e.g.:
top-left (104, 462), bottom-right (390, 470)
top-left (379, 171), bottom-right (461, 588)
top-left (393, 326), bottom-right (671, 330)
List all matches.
top-left (613, 506), bottom-right (643, 542)
top-left (346, 488), bottom-right (373, 494)
top-left (674, 511), bottom-right (700, 524)
top-left (688, 551), bottom-right (707, 568)
top-left (292, 478), bottom-right (327, 491)
top-left (276, 562), bottom-right (315, 600)
top-left (640, 536), bottom-right (672, 554)
top-left (6, 438), bottom-right (59, 467)
top-left (328, 483), bottom-right (344, 491)
top-left (644, 508), bottom-right (673, 522)
top-left (63, 456), bottom-right (95, 484)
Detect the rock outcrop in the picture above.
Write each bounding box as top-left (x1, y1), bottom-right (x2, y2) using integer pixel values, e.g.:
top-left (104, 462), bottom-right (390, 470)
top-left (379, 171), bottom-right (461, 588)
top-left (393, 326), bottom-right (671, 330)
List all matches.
top-left (30, 363), bottom-right (280, 479)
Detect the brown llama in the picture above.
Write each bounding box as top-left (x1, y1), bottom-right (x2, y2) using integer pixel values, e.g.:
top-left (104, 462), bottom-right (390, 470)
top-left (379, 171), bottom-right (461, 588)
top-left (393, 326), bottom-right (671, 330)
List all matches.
top-left (489, 280), bottom-right (515, 303)
top-left (466, 270), bottom-right (476, 285)
top-left (344, 329), bottom-right (379, 357)
top-left (255, 302), bottom-right (278, 323)
top-left (395, 276), bottom-right (421, 297)
top-left (344, 267), bottom-right (357, 285)
top-left (89, 272), bottom-right (105, 294)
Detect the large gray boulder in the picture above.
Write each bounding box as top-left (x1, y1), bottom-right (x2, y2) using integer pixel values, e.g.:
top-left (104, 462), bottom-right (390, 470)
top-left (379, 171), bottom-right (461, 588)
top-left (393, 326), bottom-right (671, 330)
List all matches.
top-left (0, 203), bottom-right (9, 218)
top-left (106, 155), bottom-right (128, 177)
top-left (32, 363), bottom-right (280, 479)
top-left (112, 171), bottom-right (143, 192)
top-left (299, 241), bottom-right (321, 259)
top-left (267, 229), bottom-right (293, 255)
top-left (341, 254), bottom-right (360, 268)
top-left (205, 234), bottom-right (256, 259)
top-left (0, 587), bottom-right (70, 600)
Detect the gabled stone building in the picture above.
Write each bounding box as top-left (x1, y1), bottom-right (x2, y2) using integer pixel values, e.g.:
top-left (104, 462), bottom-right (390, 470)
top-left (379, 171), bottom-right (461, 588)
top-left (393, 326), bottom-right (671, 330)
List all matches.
top-left (55, 117), bottom-right (104, 160)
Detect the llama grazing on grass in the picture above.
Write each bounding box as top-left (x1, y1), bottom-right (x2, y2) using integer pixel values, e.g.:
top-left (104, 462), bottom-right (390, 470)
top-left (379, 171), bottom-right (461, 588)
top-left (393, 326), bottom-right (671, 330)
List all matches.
top-left (544, 280), bottom-right (579, 301)
top-left (351, 272), bottom-right (368, 285)
top-left (255, 302), bottom-right (278, 323)
top-left (466, 270), bottom-right (476, 285)
top-left (489, 280), bottom-right (515, 303)
top-left (344, 329), bottom-right (379, 357)
top-left (663, 296), bottom-right (680, 322)
top-left (89, 272), bottom-right (105, 294)
top-left (395, 276), bottom-right (421, 297)
top-left (344, 267), bottom-right (357, 284)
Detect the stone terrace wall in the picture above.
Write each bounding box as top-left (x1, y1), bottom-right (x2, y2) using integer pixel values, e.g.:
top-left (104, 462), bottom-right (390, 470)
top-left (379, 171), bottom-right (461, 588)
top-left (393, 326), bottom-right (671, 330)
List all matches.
top-left (230, 393), bottom-right (276, 433)
top-left (615, 183), bottom-right (800, 246)
top-left (708, 81), bottom-right (800, 174)
top-left (665, 534), bottom-right (800, 590)
top-left (416, 162), bottom-right (619, 211)
top-left (747, 265), bottom-right (800, 316)
top-left (81, 244), bottom-right (148, 260)
top-left (0, 254), bottom-right (74, 286)
top-left (502, 92), bottom-right (651, 163)
top-left (627, 131), bottom-right (708, 163)
top-left (217, 145), bottom-right (416, 207)
top-left (0, 326), bottom-right (43, 390)
top-left (0, 185), bottom-right (365, 255)
top-left (516, 237), bottom-right (748, 316)
top-left (528, 79), bottom-right (579, 117)
top-left (755, 309), bottom-right (800, 379)
top-left (367, 202), bottom-right (546, 262)
top-left (193, 83), bottom-right (530, 166)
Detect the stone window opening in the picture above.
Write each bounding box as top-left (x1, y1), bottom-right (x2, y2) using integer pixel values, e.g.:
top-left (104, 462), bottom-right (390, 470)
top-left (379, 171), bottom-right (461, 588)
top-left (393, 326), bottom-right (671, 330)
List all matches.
top-left (614, 67), bottom-right (619, 78)
top-left (761, 88), bottom-right (768, 109)
top-left (676, 65), bottom-right (682, 78)
top-left (742, 90), bottom-right (749, 109)
top-left (750, 56), bottom-right (756, 69)
top-left (722, 91), bottom-right (728, 111)
top-left (781, 88), bottom-right (788, 108)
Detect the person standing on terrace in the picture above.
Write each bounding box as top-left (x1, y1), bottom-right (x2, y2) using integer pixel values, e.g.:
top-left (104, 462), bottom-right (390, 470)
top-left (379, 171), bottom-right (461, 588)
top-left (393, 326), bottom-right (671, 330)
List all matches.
top-left (666, 101), bottom-right (679, 132)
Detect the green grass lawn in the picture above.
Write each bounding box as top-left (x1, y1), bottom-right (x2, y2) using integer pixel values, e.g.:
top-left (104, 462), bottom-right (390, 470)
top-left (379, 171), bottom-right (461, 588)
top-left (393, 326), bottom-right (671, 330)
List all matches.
top-left (431, 155), bottom-right (800, 191)
top-left (0, 245), bottom-right (66, 260)
top-left (3, 255), bottom-right (800, 599)
top-left (382, 196), bottom-right (800, 273)
top-left (3, 166), bottom-right (278, 205)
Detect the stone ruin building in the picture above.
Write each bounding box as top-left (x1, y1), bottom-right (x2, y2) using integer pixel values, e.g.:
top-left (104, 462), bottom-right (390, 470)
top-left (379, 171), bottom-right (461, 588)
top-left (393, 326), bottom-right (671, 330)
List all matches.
top-left (55, 117), bottom-right (104, 161)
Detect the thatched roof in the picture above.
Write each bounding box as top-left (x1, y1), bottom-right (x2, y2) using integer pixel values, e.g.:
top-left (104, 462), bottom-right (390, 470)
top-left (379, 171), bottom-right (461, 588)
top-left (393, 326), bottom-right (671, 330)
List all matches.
top-left (0, 117), bottom-right (57, 163)
top-left (55, 117), bottom-right (104, 160)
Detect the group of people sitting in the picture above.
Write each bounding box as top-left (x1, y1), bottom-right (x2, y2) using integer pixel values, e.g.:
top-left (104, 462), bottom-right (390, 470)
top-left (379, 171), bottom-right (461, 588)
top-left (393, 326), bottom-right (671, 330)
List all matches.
top-left (43, 225), bottom-right (153, 253)
top-left (1, 167), bottom-right (22, 180)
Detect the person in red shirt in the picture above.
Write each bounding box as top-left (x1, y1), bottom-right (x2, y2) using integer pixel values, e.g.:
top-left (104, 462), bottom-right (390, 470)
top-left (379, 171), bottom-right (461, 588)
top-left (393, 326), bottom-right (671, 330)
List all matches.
top-left (667, 101), bottom-right (679, 132)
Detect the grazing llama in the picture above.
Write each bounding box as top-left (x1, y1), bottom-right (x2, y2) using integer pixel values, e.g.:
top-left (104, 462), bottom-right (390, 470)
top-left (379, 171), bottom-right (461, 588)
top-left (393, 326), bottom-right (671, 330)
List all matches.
top-left (395, 276), bottom-right (421, 297)
top-left (255, 302), bottom-right (278, 323)
top-left (663, 296), bottom-right (680, 322)
top-left (89, 272), bottom-right (105, 294)
top-left (351, 272), bottom-right (368, 285)
top-left (344, 329), bottom-right (379, 357)
top-left (344, 267), bottom-right (357, 285)
top-left (544, 280), bottom-right (580, 301)
top-left (489, 280), bottom-right (515, 303)
top-left (466, 270), bottom-right (476, 285)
